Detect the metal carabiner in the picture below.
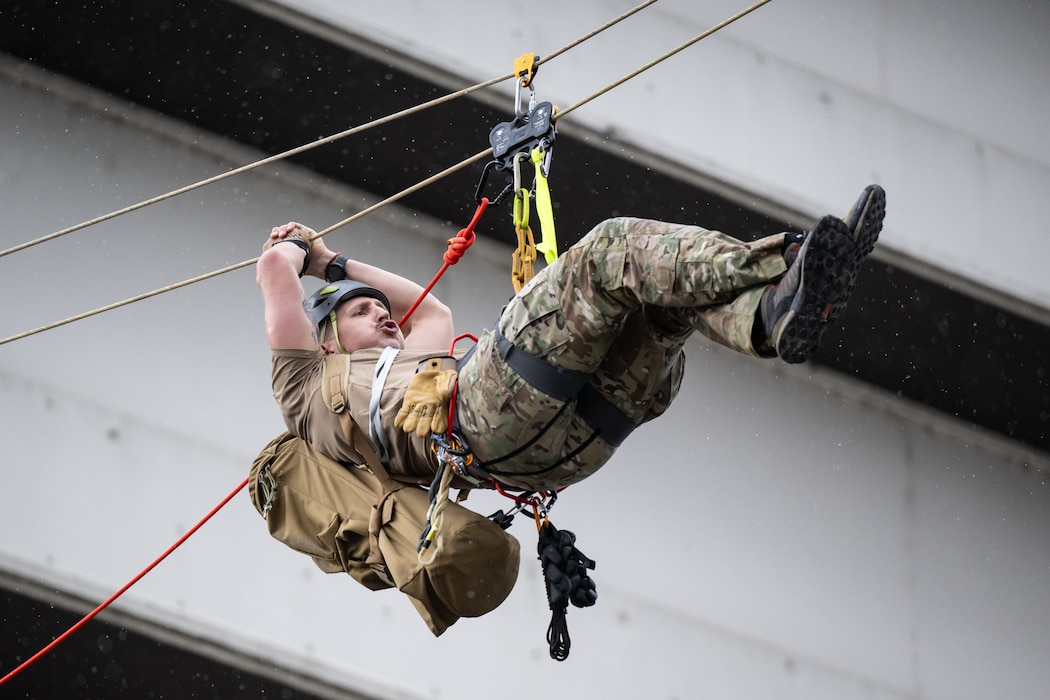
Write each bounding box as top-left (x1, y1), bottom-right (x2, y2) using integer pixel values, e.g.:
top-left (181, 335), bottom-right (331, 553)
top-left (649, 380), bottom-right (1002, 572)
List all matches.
top-left (258, 464), bottom-right (277, 518)
top-left (515, 79), bottom-right (536, 120)
top-left (530, 496), bottom-right (551, 532)
top-left (513, 150), bottom-right (527, 193)
top-left (513, 52), bottom-right (539, 118)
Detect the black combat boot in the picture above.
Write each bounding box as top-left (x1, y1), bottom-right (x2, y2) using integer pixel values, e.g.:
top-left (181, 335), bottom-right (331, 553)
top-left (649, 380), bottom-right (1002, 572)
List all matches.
top-left (760, 216), bottom-right (855, 364)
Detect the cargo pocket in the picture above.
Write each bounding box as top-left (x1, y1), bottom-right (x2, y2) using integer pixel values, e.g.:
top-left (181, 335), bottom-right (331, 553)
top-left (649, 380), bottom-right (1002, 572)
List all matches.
top-left (248, 432), bottom-right (394, 588)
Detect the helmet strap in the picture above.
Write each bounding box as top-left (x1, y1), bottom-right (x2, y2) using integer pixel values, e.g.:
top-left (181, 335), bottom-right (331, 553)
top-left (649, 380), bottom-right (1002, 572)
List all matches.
top-left (327, 310), bottom-right (350, 355)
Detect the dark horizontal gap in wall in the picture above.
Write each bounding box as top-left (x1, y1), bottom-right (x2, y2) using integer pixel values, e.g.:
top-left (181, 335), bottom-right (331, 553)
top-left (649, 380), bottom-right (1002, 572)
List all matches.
top-left (0, 580), bottom-right (370, 700)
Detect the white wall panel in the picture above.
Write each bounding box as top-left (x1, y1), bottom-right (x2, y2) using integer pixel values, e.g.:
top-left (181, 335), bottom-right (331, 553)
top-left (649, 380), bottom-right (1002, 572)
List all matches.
top-left (2, 48), bottom-right (1049, 700)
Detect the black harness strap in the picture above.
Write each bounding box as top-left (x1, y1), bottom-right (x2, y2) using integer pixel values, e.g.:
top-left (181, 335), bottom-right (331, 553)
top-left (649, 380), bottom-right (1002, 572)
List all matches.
top-left (493, 329), bottom-right (590, 401)
top-left (575, 385), bottom-right (635, 447)
top-left (459, 327), bottom-right (637, 447)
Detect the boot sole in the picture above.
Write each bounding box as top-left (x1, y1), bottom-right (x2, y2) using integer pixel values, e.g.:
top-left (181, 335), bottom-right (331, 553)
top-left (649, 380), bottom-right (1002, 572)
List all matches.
top-left (829, 184), bottom-right (885, 320)
top-left (773, 216), bottom-right (855, 364)
top-left (850, 184), bottom-right (886, 260)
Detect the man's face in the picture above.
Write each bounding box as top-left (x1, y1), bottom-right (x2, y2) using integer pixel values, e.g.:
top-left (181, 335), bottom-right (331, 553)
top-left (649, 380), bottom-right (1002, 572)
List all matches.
top-left (325, 296), bottom-right (404, 354)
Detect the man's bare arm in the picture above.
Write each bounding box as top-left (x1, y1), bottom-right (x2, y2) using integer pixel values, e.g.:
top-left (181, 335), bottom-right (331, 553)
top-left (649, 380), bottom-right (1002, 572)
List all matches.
top-left (260, 222), bottom-right (455, 352)
top-left (256, 225), bottom-right (317, 351)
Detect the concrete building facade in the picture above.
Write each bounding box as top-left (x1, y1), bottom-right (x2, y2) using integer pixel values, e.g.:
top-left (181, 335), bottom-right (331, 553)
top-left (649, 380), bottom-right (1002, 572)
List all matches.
top-left (1, 2), bottom-right (1047, 698)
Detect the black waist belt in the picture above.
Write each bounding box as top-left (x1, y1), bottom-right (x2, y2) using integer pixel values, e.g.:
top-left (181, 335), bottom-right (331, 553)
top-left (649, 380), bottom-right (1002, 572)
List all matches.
top-left (459, 327), bottom-right (637, 447)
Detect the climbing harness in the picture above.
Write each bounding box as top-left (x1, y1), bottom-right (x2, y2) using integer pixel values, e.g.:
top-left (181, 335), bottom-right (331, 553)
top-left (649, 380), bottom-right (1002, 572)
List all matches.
top-left (489, 325), bottom-right (638, 448)
top-left (414, 323), bottom-right (602, 661)
top-left (422, 333), bottom-right (607, 660)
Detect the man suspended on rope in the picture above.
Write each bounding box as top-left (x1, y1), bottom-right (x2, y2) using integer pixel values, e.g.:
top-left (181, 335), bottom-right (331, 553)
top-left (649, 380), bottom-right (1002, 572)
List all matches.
top-left (253, 184), bottom-right (885, 641)
top-left (257, 184), bottom-right (886, 494)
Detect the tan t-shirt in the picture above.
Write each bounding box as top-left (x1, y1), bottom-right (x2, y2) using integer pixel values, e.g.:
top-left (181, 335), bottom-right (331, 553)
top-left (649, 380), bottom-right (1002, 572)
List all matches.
top-left (271, 346), bottom-right (452, 482)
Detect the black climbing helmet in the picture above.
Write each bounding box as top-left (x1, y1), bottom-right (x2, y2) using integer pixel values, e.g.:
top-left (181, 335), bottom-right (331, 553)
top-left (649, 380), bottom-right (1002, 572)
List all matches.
top-left (305, 280), bottom-right (391, 328)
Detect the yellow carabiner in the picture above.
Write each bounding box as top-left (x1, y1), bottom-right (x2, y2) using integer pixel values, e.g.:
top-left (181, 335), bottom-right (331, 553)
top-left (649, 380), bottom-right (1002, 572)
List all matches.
top-left (513, 188), bottom-right (530, 229)
top-left (512, 151), bottom-right (530, 228)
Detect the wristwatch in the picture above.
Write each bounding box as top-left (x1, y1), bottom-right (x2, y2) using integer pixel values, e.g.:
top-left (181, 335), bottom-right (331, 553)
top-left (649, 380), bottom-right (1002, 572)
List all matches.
top-left (325, 253), bottom-right (349, 282)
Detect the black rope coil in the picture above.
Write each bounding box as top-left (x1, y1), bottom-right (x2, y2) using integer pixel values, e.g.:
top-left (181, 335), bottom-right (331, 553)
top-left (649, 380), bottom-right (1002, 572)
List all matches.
top-left (537, 521), bottom-right (597, 661)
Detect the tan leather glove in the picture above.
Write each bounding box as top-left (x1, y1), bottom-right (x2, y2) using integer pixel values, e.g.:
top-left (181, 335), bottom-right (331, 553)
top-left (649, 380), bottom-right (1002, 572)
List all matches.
top-left (395, 366), bottom-right (458, 438)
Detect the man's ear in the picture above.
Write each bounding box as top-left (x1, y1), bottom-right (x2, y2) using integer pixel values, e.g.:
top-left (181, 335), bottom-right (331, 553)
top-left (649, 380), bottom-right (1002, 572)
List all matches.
top-left (318, 321), bottom-right (338, 355)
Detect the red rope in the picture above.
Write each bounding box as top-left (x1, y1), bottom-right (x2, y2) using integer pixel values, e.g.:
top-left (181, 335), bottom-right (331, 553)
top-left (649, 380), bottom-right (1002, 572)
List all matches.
top-left (2, 200), bottom-right (491, 686)
top-left (1, 201), bottom-right (495, 687)
top-left (399, 198), bottom-right (488, 327)
top-left (0, 476), bottom-right (249, 688)
top-left (444, 333), bottom-right (479, 439)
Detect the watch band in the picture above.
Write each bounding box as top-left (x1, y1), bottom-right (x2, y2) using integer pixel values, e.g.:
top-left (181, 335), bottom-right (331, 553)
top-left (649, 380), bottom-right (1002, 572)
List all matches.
top-left (274, 238), bottom-right (310, 277)
top-left (325, 253), bottom-right (349, 282)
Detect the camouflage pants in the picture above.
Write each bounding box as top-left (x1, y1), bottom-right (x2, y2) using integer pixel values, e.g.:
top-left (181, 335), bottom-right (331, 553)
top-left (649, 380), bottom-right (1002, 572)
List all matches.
top-left (456, 217), bottom-right (788, 491)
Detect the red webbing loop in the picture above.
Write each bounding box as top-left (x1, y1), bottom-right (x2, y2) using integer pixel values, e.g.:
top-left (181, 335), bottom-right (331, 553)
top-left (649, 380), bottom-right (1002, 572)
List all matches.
top-left (444, 333), bottom-right (479, 439)
top-left (399, 198), bottom-right (489, 327)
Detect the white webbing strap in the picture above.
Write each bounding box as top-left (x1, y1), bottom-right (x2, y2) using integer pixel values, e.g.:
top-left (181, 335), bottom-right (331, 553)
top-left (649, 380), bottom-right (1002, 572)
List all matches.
top-left (369, 347), bottom-right (400, 465)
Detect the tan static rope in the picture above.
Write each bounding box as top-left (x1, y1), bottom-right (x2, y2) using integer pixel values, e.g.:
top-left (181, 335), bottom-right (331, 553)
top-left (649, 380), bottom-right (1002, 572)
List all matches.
top-left (0, 148), bottom-right (493, 346)
top-left (554, 0), bottom-right (774, 123)
top-left (0, 0), bottom-right (775, 346)
top-left (0, 0), bottom-right (660, 259)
